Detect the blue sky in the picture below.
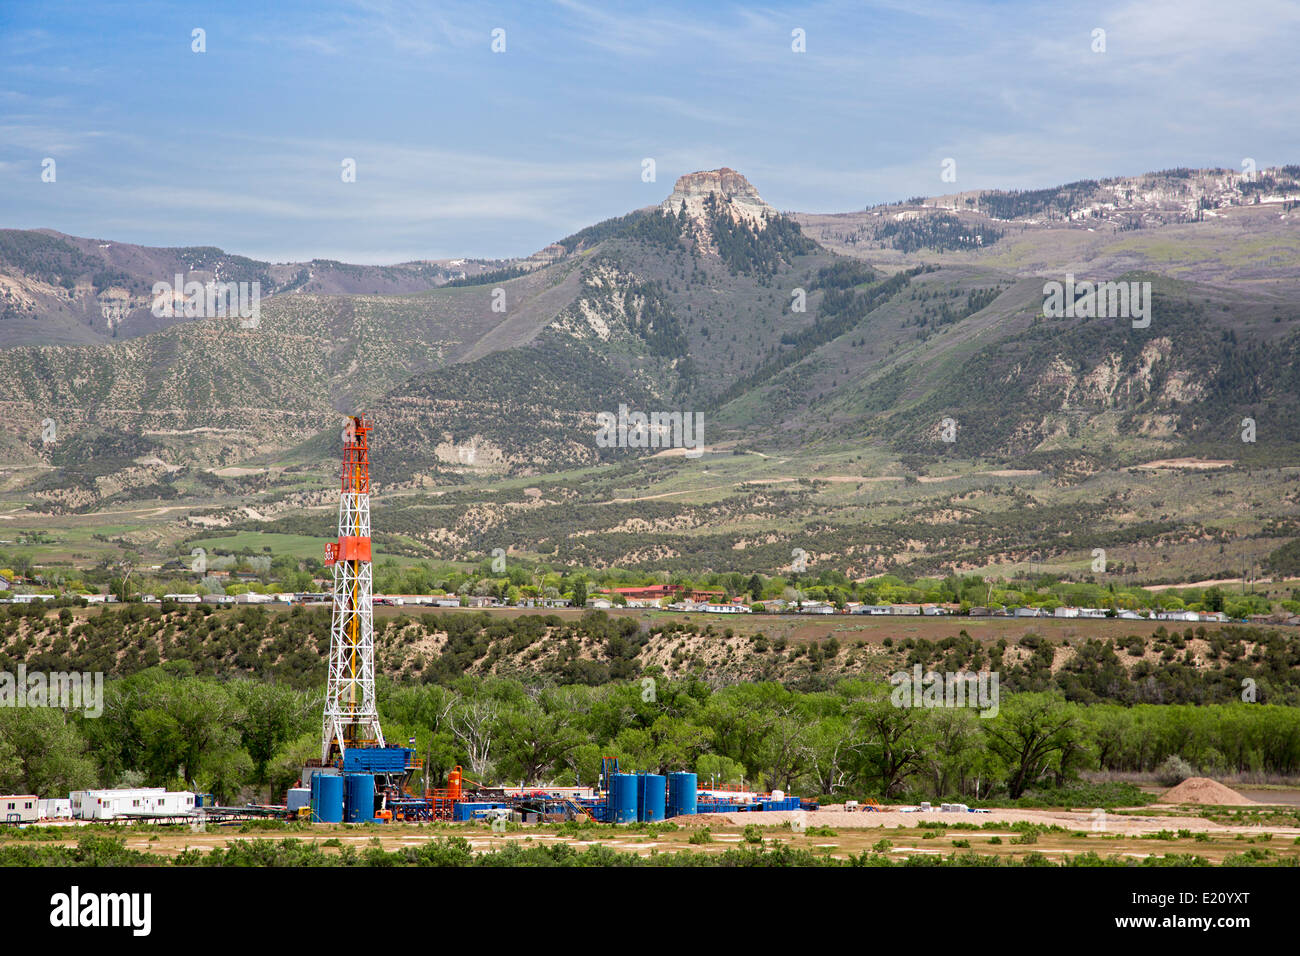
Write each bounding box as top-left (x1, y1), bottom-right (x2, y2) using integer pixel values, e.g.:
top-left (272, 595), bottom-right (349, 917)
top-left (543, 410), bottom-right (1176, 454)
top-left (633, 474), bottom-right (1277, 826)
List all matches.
top-left (2, 0), bottom-right (1297, 263)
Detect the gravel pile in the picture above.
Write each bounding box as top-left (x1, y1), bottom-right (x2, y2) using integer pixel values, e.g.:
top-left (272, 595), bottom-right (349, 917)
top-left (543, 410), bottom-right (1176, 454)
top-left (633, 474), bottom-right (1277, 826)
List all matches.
top-left (1161, 777), bottom-right (1256, 806)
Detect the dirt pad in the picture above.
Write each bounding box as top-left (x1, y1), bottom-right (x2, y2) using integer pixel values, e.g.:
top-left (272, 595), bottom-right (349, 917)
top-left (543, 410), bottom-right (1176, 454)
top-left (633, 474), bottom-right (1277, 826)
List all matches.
top-left (705, 808), bottom-right (1239, 834)
top-left (1161, 777), bottom-right (1256, 806)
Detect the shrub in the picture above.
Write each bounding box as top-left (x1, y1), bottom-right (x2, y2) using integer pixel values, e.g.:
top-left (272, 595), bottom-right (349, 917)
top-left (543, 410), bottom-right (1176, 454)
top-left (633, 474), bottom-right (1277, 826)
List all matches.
top-left (1155, 755), bottom-right (1196, 787)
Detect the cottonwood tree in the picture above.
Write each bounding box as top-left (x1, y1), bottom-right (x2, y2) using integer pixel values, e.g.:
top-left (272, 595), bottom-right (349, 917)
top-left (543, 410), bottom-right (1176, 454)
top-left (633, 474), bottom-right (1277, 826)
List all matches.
top-left (0, 708), bottom-right (96, 795)
top-left (85, 671), bottom-right (249, 799)
top-left (633, 714), bottom-right (712, 776)
top-left (703, 683), bottom-right (793, 775)
top-left (923, 707), bottom-right (979, 800)
top-left (233, 682), bottom-right (315, 803)
top-left (449, 697), bottom-right (498, 780)
top-left (383, 684), bottom-right (459, 789)
top-left (847, 693), bottom-right (929, 797)
top-left (758, 710), bottom-right (814, 793)
top-left (981, 693), bottom-right (1077, 798)
top-left (494, 698), bottom-right (585, 784)
top-left (806, 716), bottom-right (853, 795)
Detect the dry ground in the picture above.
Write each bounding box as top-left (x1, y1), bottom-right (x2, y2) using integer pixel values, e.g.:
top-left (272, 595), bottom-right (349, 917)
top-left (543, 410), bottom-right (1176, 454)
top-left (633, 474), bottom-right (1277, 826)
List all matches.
top-left (13, 801), bottom-right (1300, 865)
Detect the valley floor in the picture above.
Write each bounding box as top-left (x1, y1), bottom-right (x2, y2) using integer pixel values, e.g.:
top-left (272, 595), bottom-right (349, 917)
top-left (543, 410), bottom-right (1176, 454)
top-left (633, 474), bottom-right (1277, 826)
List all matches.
top-left (9, 800), bottom-right (1300, 866)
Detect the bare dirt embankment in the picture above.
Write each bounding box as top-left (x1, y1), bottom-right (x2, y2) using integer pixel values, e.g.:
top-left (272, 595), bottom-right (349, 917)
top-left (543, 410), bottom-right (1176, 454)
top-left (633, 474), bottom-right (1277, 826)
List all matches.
top-left (1136, 458), bottom-right (1234, 469)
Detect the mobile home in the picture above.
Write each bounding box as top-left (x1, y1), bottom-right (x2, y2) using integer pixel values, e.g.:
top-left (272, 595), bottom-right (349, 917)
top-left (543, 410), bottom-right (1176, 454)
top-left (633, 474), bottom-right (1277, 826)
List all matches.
top-left (38, 797), bottom-right (72, 820)
top-left (71, 788), bottom-right (195, 820)
top-left (1, 795), bottom-right (39, 824)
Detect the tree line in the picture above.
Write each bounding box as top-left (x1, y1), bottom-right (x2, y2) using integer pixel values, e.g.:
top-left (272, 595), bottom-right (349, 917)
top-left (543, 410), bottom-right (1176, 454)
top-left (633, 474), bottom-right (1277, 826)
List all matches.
top-left (4, 667), bottom-right (1299, 807)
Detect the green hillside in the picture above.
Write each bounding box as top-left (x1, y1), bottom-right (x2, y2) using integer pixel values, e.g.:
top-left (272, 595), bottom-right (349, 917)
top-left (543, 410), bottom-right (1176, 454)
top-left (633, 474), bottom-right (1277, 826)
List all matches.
top-left (0, 167), bottom-right (1296, 585)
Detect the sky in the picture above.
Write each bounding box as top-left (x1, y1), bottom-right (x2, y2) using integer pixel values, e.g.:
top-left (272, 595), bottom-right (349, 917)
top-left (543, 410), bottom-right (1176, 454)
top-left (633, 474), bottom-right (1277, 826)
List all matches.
top-left (1, 0), bottom-right (1297, 263)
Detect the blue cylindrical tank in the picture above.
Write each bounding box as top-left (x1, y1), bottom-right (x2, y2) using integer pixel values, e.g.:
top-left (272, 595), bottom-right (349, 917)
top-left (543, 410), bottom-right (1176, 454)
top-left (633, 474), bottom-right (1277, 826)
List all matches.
top-left (667, 772), bottom-right (698, 817)
top-left (312, 774), bottom-right (343, 823)
top-left (344, 773), bottom-right (375, 823)
top-left (608, 773), bottom-right (638, 824)
top-left (638, 773), bottom-right (666, 823)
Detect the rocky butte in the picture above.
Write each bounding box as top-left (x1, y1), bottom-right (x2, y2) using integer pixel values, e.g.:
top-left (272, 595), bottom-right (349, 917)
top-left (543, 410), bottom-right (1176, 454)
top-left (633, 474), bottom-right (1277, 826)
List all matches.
top-left (659, 167), bottom-right (774, 231)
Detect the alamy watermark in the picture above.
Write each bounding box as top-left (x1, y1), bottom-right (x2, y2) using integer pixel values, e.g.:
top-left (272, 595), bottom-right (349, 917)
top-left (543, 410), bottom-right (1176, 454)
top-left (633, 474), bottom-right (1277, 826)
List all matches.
top-left (890, 664), bottom-right (999, 717)
top-left (152, 274), bottom-right (260, 328)
top-left (1042, 274), bottom-right (1150, 329)
top-left (50, 886), bottom-right (151, 936)
top-left (0, 665), bottom-right (103, 717)
top-left (595, 404), bottom-right (704, 458)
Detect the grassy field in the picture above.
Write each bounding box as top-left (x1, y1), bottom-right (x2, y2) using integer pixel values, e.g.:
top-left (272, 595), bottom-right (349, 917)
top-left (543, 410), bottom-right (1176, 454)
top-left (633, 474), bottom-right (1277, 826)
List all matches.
top-left (1, 429), bottom-right (1297, 596)
top-left (186, 531), bottom-right (331, 561)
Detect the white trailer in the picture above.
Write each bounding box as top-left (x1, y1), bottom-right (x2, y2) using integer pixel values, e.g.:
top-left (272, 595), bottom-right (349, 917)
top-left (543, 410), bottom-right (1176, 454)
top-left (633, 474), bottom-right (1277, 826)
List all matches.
top-left (153, 792), bottom-right (195, 815)
top-left (38, 798), bottom-right (72, 820)
top-left (72, 788), bottom-right (168, 820)
top-left (1, 795), bottom-right (39, 824)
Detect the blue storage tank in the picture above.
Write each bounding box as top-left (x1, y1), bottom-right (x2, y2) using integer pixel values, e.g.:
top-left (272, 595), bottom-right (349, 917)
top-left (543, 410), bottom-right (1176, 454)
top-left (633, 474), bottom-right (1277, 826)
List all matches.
top-left (637, 773), bottom-right (666, 823)
top-left (608, 773), bottom-right (638, 824)
top-left (312, 774), bottom-right (343, 823)
top-left (308, 772), bottom-right (323, 809)
top-left (344, 773), bottom-right (375, 823)
top-left (667, 772), bottom-right (697, 817)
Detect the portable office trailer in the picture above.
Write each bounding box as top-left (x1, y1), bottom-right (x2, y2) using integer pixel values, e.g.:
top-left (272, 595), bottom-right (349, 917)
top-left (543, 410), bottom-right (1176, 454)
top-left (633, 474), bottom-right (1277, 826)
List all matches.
top-left (154, 792), bottom-right (195, 814)
top-left (38, 798), bottom-right (71, 820)
top-left (1, 795), bottom-right (39, 823)
top-left (71, 788), bottom-right (174, 820)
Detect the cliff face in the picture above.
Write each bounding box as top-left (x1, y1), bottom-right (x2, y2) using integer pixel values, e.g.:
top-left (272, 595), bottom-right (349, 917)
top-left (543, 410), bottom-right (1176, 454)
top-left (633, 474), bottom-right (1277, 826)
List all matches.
top-left (659, 167), bottom-right (774, 230)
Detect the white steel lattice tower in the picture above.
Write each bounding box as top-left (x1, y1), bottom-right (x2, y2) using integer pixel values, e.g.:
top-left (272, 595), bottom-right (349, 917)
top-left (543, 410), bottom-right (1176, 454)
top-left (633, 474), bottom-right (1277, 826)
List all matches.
top-left (321, 415), bottom-right (385, 762)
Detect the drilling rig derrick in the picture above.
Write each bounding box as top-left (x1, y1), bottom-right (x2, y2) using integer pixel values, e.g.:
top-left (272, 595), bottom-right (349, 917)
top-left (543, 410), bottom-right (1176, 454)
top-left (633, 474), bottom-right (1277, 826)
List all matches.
top-left (321, 414), bottom-right (384, 763)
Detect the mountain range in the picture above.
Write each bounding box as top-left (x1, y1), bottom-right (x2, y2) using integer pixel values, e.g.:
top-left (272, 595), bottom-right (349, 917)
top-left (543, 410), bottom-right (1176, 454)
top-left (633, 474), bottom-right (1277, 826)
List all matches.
top-left (1, 165), bottom-right (1297, 582)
